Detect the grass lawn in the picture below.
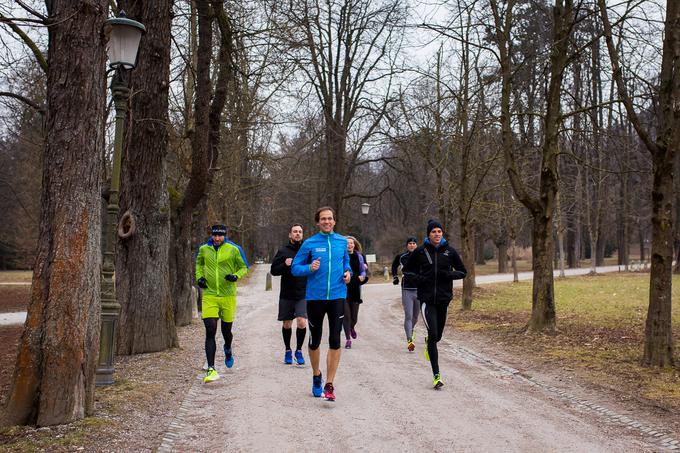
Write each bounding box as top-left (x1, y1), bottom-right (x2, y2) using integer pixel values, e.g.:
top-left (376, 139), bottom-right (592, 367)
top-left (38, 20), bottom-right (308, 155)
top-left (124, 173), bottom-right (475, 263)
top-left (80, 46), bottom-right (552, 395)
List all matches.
top-left (453, 273), bottom-right (680, 411)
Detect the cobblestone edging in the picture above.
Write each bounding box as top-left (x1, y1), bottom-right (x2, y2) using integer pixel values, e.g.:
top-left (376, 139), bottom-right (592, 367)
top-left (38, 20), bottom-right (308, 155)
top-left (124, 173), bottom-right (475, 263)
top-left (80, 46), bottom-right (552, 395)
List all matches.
top-left (448, 345), bottom-right (680, 451)
top-left (156, 377), bottom-right (201, 453)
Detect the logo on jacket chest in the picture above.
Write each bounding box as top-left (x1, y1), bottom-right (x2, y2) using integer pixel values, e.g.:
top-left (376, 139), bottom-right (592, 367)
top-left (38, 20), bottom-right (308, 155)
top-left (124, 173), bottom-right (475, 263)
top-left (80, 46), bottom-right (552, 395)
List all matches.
top-left (314, 247), bottom-right (327, 253)
top-left (443, 250), bottom-right (450, 256)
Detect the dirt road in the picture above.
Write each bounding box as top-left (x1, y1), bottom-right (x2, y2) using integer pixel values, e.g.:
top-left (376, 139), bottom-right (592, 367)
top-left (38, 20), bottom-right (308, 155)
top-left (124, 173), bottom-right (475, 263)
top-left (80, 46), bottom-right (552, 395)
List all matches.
top-left (160, 266), bottom-right (672, 452)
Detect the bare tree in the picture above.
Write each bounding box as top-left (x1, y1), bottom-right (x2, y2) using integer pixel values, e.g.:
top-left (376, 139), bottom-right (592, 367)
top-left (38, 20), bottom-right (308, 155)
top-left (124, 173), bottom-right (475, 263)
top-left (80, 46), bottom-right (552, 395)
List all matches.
top-left (115, 0), bottom-right (179, 354)
top-left (598, 0), bottom-right (677, 367)
top-left (170, 0), bottom-right (214, 326)
top-left (3, 0), bottom-right (107, 425)
top-left (274, 0), bottom-right (404, 222)
top-left (490, 0), bottom-right (577, 332)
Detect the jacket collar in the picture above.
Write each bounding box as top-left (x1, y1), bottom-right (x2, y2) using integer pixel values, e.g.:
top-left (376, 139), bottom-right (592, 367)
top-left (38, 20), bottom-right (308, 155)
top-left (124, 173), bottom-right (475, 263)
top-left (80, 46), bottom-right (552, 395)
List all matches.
top-left (424, 237), bottom-right (448, 250)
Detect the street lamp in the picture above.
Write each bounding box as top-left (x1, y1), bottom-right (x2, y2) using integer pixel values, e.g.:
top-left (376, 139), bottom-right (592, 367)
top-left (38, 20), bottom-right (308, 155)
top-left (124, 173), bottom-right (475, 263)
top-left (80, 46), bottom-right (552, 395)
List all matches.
top-left (361, 202), bottom-right (370, 215)
top-left (360, 202), bottom-right (370, 255)
top-left (96, 11), bottom-right (145, 386)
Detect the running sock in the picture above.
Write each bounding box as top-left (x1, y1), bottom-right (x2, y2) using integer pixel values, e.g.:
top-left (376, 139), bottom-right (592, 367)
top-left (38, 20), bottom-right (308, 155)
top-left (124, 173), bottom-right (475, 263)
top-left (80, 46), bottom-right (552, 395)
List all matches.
top-left (295, 327), bottom-right (307, 351)
top-left (282, 326), bottom-right (292, 350)
top-left (204, 318), bottom-right (218, 368)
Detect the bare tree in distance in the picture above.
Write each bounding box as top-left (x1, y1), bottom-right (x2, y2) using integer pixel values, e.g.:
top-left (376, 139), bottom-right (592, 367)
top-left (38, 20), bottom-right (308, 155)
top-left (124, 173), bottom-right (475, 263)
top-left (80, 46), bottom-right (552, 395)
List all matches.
top-left (272, 0), bottom-right (406, 223)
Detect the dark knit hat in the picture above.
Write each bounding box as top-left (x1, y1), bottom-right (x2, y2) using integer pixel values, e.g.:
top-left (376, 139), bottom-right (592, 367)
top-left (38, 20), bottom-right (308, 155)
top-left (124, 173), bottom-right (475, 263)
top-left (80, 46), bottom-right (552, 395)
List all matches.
top-left (211, 224), bottom-right (227, 235)
top-left (426, 219), bottom-right (443, 236)
top-left (406, 236), bottom-right (417, 244)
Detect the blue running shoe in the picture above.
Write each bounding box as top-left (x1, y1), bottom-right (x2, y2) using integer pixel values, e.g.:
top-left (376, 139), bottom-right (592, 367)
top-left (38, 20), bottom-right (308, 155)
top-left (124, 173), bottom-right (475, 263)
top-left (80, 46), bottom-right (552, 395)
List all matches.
top-left (284, 350), bottom-right (293, 364)
top-left (294, 350), bottom-right (305, 365)
top-left (224, 346), bottom-right (234, 369)
top-left (312, 372), bottom-right (323, 397)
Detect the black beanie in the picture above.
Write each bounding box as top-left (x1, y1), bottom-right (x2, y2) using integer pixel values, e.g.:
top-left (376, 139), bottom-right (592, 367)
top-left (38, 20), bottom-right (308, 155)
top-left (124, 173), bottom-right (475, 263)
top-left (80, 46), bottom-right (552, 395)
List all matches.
top-left (426, 219), bottom-right (443, 236)
top-left (406, 236), bottom-right (417, 244)
top-left (211, 224), bottom-right (227, 235)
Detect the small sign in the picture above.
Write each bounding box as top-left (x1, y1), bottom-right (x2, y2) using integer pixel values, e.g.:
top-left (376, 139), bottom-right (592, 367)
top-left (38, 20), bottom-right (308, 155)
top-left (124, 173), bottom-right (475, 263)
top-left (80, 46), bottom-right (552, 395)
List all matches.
top-left (365, 254), bottom-right (376, 263)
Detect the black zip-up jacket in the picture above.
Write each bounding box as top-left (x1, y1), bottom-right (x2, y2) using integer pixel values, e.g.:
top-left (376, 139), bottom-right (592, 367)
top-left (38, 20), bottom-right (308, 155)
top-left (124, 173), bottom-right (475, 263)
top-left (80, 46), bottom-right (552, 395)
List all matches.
top-left (391, 251), bottom-right (418, 290)
top-left (270, 241), bottom-right (307, 300)
top-left (401, 239), bottom-right (467, 305)
top-left (347, 252), bottom-right (369, 303)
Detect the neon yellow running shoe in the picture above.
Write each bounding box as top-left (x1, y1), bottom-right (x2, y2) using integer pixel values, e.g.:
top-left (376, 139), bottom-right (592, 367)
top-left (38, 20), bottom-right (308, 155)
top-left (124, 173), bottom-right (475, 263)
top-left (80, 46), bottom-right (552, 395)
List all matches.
top-left (424, 336), bottom-right (429, 361)
top-left (407, 341), bottom-right (415, 352)
top-left (203, 367), bottom-right (219, 383)
top-left (433, 373), bottom-right (443, 389)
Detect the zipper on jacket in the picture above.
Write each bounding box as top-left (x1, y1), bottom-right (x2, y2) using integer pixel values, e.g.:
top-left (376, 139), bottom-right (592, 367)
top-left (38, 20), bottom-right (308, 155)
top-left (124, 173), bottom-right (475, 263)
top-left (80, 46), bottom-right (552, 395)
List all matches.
top-left (327, 235), bottom-right (332, 300)
top-left (214, 247), bottom-right (220, 294)
top-left (433, 247), bottom-right (438, 302)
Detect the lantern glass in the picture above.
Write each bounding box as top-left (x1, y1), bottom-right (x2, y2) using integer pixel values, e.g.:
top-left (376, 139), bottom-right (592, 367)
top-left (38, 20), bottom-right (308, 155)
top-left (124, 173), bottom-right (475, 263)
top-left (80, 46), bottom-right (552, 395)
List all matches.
top-left (107, 24), bottom-right (142, 68)
top-left (361, 203), bottom-right (370, 215)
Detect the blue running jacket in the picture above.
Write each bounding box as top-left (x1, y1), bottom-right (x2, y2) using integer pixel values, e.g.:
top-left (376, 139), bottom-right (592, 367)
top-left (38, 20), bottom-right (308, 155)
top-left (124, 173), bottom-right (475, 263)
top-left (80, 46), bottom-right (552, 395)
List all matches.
top-left (291, 231), bottom-right (351, 300)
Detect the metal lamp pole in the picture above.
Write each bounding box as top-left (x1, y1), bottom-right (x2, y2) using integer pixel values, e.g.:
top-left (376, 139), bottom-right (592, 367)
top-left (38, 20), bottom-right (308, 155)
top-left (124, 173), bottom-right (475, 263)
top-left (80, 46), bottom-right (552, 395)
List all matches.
top-left (96, 12), bottom-right (145, 386)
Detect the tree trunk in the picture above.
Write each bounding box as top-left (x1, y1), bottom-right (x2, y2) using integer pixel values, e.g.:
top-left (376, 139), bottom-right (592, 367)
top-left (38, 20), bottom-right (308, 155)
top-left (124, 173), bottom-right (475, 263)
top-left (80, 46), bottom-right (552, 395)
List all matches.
top-left (116, 0), bottom-right (178, 355)
top-left (4, 0), bottom-right (107, 425)
top-left (475, 234), bottom-right (486, 265)
top-left (460, 222), bottom-right (476, 310)
top-left (596, 224), bottom-right (606, 267)
top-left (529, 216), bottom-right (557, 332)
top-left (497, 241), bottom-right (508, 273)
top-left (511, 238), bottom-right (519, 282)
top-left (642, 153), bottom-right (675, 366)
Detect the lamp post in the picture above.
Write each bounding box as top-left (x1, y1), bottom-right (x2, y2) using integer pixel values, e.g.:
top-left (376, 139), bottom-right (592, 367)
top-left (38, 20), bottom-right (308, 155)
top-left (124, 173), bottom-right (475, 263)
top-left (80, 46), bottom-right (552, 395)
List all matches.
top-left (96, 12), bottom-right (145, 386)
top-left (360, 202), bottom-right (370, 253)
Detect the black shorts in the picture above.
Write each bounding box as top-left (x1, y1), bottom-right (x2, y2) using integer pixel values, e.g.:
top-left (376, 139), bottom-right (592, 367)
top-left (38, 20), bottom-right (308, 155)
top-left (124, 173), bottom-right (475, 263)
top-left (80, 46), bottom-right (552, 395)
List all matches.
top-left (307, 298), bottom-right (344, 350)
top-left (277, 298), bottom-right (307, 321)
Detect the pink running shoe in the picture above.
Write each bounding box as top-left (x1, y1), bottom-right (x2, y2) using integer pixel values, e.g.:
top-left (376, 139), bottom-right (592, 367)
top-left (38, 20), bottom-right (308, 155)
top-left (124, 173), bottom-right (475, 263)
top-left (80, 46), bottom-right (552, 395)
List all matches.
top-left (323, 383), bottom-right (335, 401)
top-left (345, 339), bottom-right (352, 349)
top-left (350, 328), bottom-right (357, 339)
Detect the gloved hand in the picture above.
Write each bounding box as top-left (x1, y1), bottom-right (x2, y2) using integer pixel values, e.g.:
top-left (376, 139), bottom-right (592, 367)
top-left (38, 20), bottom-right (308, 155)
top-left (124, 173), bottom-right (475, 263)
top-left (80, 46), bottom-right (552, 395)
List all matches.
top-left (392, 276), bottom-right (399, 285)
top-left (445, 270), bottom-right (465, 280)
top-left (197, 277), bottom-right (208, 289)
top-left (225, 274), bottom-right (238, 282)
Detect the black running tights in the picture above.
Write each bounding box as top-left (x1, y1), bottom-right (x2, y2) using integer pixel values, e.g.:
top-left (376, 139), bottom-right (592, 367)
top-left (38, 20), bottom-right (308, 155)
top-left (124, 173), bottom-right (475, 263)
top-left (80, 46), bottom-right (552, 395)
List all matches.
top-left (421, 302), bottom-right (449, 376)
top-left (204, 318), bottom-right (233, 367)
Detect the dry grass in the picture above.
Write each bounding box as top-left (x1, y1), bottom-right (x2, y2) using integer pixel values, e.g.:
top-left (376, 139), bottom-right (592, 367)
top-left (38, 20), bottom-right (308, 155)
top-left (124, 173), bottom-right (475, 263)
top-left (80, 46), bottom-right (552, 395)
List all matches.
top-left (452, 273), bottom-right (680, 411)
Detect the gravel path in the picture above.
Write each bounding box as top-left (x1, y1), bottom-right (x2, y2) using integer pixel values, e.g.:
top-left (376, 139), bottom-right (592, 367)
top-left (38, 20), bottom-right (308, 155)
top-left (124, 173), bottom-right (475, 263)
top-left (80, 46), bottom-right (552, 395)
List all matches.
top-left (158, 266), bottom-right (662, 452)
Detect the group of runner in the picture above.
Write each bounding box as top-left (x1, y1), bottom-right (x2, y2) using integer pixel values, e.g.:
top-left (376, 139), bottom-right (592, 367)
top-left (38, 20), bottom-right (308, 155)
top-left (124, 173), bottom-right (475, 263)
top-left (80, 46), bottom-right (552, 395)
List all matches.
top-left (194, 207), bottom-right (467, 400)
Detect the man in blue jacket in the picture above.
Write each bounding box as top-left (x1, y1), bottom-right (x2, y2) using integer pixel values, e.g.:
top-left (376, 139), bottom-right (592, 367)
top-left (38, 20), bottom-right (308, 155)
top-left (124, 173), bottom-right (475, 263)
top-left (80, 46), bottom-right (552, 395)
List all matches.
top-left (292, 206), bottom-right (351, 402)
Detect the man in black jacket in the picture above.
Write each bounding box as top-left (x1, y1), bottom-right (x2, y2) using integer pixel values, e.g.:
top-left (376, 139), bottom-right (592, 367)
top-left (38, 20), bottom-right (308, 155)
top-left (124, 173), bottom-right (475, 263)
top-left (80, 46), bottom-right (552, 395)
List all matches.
top-left (391, 236), bottom-right (420, 352)
top-left (270, 224), bottom-right (308, 365)
top-left (402, 219), bottom-right (466, 389)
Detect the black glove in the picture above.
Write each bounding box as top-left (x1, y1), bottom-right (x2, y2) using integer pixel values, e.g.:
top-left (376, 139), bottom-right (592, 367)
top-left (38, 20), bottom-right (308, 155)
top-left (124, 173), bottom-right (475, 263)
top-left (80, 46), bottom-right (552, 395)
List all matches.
top-left (446, 270), bottom-right (465, 280)
top-left (392, 276), bottom-right (399, 285)
top-left (197, 277), bottom-right (208, 289)
top-left (225, 274), bottom-right (238, 282)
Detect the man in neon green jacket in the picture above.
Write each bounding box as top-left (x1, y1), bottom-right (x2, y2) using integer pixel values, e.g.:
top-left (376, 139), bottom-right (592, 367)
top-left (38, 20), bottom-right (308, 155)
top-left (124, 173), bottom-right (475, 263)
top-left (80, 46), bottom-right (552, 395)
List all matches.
top-left (196, 224), bottom-right (249, 383)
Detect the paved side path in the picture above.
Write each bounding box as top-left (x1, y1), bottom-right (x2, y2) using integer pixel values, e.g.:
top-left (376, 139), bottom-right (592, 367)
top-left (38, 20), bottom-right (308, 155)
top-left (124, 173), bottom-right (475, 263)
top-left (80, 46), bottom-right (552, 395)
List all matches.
top-left (157, 266), bottom-right (672, 452)
top-left (0, 265), bottom-right (627, 327)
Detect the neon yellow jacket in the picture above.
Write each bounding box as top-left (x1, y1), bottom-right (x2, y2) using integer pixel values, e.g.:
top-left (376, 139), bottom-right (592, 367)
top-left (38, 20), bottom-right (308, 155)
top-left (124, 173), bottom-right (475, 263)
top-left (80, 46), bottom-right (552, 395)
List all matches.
top-left (195, 238), bottom-right (249, 297)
